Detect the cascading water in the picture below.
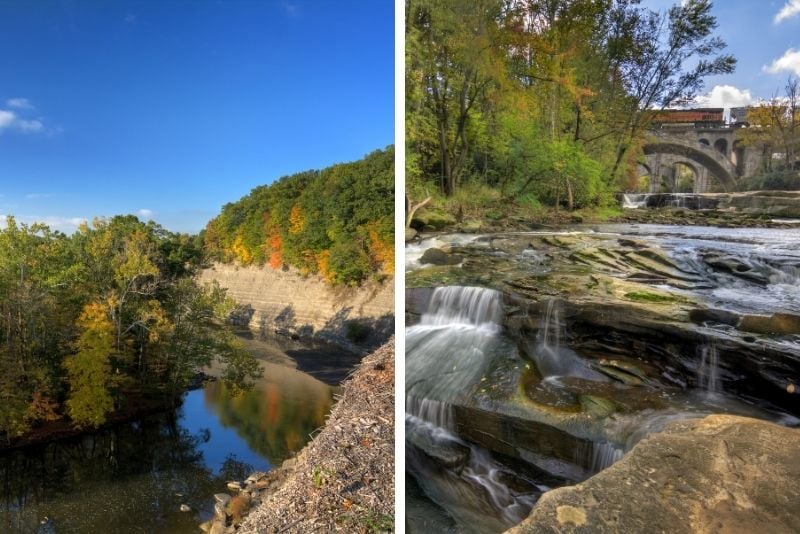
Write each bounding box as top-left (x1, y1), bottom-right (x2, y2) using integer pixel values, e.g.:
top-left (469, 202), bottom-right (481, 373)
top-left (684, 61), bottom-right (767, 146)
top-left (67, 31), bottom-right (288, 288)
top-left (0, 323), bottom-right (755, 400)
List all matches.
top-left (590, 442), bottom-right (625, 472)
top-left (406, 286), bottom-right (503, 421)
top-left (532, 299), bottom-right (606, 381)
top-left (622, 193), bottom-right (648, 209)
top-left (697, 343), bottom-right (721, 394)
top-left (406, 287), bottom-right (539, 533)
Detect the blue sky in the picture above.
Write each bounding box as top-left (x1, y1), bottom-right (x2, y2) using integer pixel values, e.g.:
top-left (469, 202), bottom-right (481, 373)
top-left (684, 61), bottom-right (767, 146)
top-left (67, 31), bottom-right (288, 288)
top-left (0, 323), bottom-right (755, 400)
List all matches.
top-left (641, 0), bottom-right (800, 108)
top-left (0, 1), bottom-right (394, 233)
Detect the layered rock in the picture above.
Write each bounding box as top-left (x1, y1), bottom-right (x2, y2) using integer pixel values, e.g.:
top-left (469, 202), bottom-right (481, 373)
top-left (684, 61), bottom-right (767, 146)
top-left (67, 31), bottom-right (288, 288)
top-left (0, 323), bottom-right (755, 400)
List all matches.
top-left (509, 415), bottom-right (800, 534)
top-left (198, 263), bottom-right (393, 350)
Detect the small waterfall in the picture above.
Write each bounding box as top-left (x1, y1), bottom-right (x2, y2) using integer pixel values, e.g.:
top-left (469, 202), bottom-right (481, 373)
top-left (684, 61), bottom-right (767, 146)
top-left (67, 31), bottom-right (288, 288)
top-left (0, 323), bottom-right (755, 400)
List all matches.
top-left (622, 193), bottom-right (648, 209)
top-left (406, 286), bottom-right (538, 532)
top-left (532, 300), bottom-right (605, 380)
top-left (406, 286), bottom-right (505, 423)
top-left (421, 285), bottom-right (504, 328)
top-left (697, 343), bottom-right (721, 394)
top-left (590, 441), bottom-right (625, 473)
top-left (406, 414), bottom-right (538, 532)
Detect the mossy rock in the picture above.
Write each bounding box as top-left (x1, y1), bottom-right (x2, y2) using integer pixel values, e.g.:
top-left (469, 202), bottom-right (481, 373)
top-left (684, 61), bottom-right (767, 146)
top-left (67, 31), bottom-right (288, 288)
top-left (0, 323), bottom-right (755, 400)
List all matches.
top-left (411, 208), bottom-right (457, 231)
top-left (624, 291), bottom-right (680, 303)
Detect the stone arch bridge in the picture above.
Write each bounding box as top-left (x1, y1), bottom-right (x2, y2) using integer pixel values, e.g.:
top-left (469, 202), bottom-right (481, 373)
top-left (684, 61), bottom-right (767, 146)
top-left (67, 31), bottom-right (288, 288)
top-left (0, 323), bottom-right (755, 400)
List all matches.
top-left (641, 128), bottom-right (762, 193)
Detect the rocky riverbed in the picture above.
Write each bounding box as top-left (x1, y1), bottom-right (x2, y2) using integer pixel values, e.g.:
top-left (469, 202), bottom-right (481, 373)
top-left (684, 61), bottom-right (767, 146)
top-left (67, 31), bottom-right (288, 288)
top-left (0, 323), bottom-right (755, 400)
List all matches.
top-left (204, 340), bottom-right (395, 534)
top-left (405, 224), bottom-right (800, 532)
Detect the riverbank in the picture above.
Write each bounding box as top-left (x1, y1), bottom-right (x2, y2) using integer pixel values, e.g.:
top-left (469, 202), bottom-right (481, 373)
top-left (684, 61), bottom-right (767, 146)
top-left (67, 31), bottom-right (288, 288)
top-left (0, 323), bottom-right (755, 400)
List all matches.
top-left (204, 339), bottom-right (395, 533)
top-left (0, 386), bottom-right (196, 451)
top-left (407, 192), bottom-right (800, 238)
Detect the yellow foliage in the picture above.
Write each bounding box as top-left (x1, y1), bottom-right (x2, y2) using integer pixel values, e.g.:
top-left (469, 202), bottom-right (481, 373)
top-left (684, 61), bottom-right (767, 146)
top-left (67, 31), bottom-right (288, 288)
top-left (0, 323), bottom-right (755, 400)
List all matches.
top-left (316, 250), bottom-right (334, 283)
top-left (231, 234), bottom-right (254, 265)
top-left (368, 225), bottom-right (394, 275)
top-left (289, 204), bottom-right (305, 234)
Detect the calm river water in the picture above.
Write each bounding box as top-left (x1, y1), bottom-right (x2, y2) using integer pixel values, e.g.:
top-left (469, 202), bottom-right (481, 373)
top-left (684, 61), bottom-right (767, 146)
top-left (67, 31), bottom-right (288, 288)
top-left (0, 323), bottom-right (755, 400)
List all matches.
top-left (0, 332), bottom-right (357, 534)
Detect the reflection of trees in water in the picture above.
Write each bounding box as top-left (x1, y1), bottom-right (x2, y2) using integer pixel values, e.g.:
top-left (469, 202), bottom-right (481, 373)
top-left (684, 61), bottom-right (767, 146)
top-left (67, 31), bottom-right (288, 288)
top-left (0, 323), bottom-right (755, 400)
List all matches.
top-left (203, 380), bottom-right (333, 464)
top-left (0, 412), bottom-right (222, 533)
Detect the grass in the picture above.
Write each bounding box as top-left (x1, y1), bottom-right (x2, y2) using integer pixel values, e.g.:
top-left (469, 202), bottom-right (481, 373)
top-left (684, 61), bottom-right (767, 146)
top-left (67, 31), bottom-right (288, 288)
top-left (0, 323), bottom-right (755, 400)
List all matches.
top-left (311, 466), bottom-right (334, 488)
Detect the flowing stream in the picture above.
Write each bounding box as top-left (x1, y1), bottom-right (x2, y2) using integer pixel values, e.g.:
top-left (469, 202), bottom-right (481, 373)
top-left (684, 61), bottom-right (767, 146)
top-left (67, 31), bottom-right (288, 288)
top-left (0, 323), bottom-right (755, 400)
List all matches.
top-left (0, 333), bottom-right (355, 533)
top-left (406, 224), bottom-right (800, 533)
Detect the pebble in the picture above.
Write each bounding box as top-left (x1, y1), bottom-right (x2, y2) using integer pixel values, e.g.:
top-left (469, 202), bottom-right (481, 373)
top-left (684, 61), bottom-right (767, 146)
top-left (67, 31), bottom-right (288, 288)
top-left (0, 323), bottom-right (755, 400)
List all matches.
top-left (179, 504), bottom-right (191, 512)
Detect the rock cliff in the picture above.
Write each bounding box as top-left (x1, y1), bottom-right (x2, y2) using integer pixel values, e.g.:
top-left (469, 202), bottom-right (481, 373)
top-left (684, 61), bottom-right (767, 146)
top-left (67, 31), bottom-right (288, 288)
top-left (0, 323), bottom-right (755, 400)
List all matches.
top-left (198, 263), bottom-right (394, 351)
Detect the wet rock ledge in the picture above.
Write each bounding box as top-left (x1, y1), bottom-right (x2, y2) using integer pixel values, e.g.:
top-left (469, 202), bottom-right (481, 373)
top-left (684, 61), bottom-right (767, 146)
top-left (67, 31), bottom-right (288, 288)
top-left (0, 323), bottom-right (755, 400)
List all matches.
top-left (508, 414), bottom-right (800, 534)
top-left (205, 339), bottom-right (395, 534)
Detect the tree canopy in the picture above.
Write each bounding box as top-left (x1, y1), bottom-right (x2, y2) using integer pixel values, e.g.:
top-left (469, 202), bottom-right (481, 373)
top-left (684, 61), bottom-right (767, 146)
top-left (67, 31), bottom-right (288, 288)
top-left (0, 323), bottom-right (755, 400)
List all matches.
top-left (0, 215), bottom-right (259, 436)
top-left (203, 146), bottom-right (395, 286)
top-left (406, 0), bottom-right (735, 210)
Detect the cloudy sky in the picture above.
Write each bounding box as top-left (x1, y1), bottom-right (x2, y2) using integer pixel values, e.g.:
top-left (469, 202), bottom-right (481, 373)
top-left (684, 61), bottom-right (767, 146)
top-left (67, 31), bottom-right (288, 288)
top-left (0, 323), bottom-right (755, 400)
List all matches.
top-left (642, 0), bottom-right (800, 109)
top-left (0, 1), bottom-right (394, 234)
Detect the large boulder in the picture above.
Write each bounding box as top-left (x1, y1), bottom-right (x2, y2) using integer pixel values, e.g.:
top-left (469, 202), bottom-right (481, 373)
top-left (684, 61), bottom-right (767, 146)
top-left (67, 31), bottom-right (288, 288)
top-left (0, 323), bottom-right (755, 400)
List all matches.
top-left (509, 415), bottom-right (800, 534)
top-left (739, 313), bottom-right (800, 335)
top-left (420, 247), bottom-right (463, 266)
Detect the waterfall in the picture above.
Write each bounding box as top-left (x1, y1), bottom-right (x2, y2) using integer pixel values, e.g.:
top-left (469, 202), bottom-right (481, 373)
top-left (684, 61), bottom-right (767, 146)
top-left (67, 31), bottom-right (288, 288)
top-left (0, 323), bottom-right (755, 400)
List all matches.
top-left (421, 285), bottom-right (504, 328)
top-left (406, 286), bottom-right (505, 426)
top-left (622, 193), bottom-right (648, 209)
top-left (406, 286), bottom-right (539, 532)
top-left (590, 441), bottom-right (625, 473)
top-left (532, 299), bottom-right (605, 380)
top-left (697, 343), bottom-right (721, 394)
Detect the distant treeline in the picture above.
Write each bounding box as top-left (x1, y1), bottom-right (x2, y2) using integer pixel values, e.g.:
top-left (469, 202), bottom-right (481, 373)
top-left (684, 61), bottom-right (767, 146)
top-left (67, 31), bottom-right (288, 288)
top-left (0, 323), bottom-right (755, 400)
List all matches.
top-left (203, 146), bottom-right (394, 286)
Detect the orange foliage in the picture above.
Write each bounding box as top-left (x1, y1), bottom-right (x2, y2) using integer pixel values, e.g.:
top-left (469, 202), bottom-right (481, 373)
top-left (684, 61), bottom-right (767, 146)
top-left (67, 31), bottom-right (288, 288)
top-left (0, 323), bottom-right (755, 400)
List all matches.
top-left (368, 225), bottom-right (394, 275)
top-left (267, 231), bottom-right (283, 269)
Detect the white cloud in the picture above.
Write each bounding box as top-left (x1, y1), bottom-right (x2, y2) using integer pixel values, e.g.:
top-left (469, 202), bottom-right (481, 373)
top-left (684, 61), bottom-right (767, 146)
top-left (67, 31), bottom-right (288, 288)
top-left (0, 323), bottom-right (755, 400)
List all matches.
top-left (693, 85), bottom-right (756, 108)
top-left (137, 208), bottom-right (154, 218)
top-left (775, 0), bottom-right (800, 23)
top-left (16, 119), bottom-right (44, 133)
top-left (0, 215), bottom-right (87, 234)
top-left (0, 100), bottom-right (48, 134)
top-left (764, 48), bottom-right (800, 76)
top-left (6, 97), bottom-right (33, 110)
top-left (124, 12), bottom-right (138, 24)
top-left (25, 193), bottom-right (52, 199)
top-left (0, 110), bottom-right (14, 129)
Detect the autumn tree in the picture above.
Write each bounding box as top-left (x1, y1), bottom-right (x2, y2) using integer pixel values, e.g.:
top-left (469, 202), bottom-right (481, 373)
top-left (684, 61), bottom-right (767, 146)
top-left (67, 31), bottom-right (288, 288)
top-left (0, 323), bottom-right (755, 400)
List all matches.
top-left (65, 302), bottom-right (116, 428)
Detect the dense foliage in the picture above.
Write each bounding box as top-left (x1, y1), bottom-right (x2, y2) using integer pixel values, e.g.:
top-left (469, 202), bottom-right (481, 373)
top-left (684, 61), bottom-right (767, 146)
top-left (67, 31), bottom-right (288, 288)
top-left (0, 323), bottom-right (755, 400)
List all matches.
top-left (203, 147), bottom-right (394, 286)
top-left (406, 0), bottom-right (734, 211)
top-left (0, 215), bottom-right (260, 439)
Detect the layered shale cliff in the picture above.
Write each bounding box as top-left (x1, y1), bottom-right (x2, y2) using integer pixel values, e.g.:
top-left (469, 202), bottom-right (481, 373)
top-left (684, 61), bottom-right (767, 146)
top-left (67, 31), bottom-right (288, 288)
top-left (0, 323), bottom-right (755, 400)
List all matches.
top-left (198, 263), bottom-right (394, 351)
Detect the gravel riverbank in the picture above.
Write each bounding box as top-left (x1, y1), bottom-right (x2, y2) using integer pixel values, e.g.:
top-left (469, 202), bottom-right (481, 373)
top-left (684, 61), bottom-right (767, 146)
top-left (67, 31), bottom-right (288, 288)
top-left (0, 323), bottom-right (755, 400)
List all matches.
top-left (233, 339), bottom-right (395, 533)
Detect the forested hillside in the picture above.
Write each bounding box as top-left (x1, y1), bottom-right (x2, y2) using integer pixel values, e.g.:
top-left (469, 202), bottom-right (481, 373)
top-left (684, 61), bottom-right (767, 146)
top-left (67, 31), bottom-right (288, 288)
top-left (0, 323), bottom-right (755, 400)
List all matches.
top-left (203, 147), bottom-right (394, 286)
top-left (406, 0), bottom-right (734, 213)
top-left (0, 216), bottom-right (259, 441)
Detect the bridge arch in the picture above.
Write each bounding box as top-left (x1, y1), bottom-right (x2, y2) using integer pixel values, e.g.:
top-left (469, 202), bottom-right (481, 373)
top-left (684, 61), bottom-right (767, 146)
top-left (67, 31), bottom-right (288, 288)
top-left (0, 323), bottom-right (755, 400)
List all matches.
top-left (643, 136), bottom-right (737, 191)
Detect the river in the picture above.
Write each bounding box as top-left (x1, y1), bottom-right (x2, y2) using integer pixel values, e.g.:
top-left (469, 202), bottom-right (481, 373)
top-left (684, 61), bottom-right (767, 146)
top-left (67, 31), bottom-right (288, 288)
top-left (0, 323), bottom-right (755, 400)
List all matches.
top-left (0, 332), bottom-right (358, 534)
top-left (406, 224), bottom-right (800, 533)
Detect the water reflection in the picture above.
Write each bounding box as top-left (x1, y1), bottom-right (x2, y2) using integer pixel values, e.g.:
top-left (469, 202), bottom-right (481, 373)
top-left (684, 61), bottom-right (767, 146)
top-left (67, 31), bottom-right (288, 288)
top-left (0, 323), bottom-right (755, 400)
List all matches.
top-left (0, 337), bottom-right (337, 533)
top-left (201, 361), bottom-right (335, 466)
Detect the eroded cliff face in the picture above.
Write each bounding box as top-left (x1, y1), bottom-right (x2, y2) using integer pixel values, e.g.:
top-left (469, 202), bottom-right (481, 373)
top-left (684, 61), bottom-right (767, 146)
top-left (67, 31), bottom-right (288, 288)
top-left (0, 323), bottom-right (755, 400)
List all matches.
top-left (198, 263), bottom-right (394, 351)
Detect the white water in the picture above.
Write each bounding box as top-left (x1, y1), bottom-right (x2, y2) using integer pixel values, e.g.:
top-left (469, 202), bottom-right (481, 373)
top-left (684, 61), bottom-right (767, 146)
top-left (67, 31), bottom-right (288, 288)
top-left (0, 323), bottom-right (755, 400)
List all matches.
top-left (697, 343), bottom-right (721, 394)
top-left (622, 193), bottom-right (648, 209)
top-left (590, 441), bottom-right (625, 472)
top-left (532, 299), bottom-right (606, 381)
top-left (405, 234), bottom-right (482, 272)
top-left (406, 286), bottom-right (538, 532)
